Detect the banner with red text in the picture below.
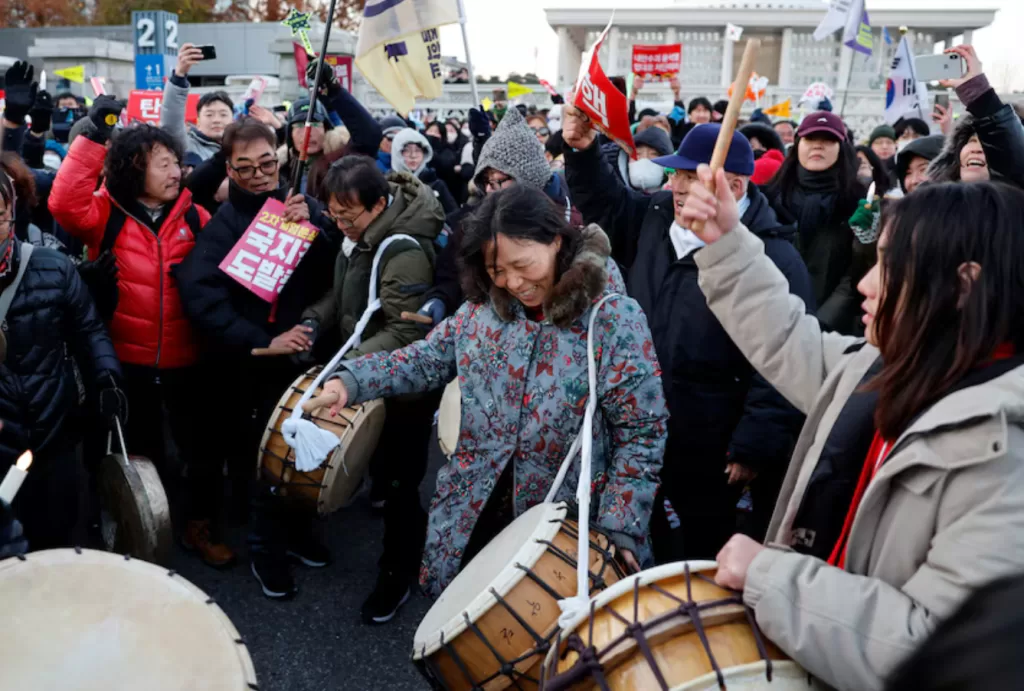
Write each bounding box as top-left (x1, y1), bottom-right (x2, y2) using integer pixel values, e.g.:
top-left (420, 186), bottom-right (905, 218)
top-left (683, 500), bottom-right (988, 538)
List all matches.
top-left (573, 20), bottom-right (636, 159)
top-left (631, 44), bottom-right (682, 80)
top-left (218, 198), bottom-right (321, 304)
top-left (126, 90), bottom-right (201, 125)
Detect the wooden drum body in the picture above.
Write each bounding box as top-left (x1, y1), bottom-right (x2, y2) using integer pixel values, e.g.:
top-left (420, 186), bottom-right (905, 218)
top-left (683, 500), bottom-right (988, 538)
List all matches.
top-left (413, 502), bottom-right (626, 690)
top-left (543, 561), bottom-right (821, 691)
top-left (258, 367), bottom-right (385, 515)
top-left (0, 548), bottom-right (258, 690)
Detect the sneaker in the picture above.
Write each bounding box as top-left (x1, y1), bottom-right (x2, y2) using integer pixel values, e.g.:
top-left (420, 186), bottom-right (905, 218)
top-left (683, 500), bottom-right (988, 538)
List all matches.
top-left (361, 570), bottom-right (412, 625)
top-left (182, 520), bottom-right (236, 568)
top-left (287, 536), bottom-right (332, 568)
top-left (250, 554), bottom-right (297, 600)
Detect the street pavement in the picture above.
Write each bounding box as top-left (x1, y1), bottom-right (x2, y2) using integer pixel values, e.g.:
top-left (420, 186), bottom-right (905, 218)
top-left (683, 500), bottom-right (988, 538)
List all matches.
top-left (167, 443), bottom-right (449, 691)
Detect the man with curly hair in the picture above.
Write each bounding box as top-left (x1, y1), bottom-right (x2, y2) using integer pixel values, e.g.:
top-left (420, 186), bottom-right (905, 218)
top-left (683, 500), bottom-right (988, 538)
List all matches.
top-left (48, 96), bottom-right (234, 568)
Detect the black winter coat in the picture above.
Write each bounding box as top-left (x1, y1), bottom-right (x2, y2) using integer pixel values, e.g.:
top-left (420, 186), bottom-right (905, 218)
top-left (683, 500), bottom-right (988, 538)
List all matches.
top-left (564, 140), bottom-right (816, 475)
top-left (0, 244), bottom-right (120, 463)
top-left (173, 183), bottom-right (339, 358)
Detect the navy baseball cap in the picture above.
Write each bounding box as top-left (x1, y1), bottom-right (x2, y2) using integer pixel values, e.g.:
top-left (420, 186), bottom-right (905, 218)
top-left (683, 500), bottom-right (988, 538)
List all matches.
top-left (652, 123), bottom-right (755, 176)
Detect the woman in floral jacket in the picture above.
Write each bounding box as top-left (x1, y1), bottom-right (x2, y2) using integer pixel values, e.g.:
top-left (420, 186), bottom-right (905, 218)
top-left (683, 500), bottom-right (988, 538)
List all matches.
top-left (324, 184), bottom-right (668, 597)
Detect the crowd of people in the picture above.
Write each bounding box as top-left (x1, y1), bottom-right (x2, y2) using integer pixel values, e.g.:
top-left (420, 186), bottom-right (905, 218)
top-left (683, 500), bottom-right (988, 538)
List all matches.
top-left (1, 39), bottom-right (1024, 689)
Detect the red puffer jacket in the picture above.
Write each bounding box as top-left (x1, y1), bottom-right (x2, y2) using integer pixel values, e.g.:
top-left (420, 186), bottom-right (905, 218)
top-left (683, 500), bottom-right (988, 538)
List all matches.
top-left (49, 137), bottom-right (210, 369)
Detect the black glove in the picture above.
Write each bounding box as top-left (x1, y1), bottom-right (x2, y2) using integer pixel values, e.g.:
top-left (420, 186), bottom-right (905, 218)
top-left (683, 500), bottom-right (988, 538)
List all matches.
top-left (290, 318), bottom-right (320, 367)
top-left (305, 59), bottom-right (341, 101)
top-left (468, 107), bottom-right (490, 141)
top-left (78, 251), bottom-right (120, 321)
top-left (0, 500), bottom-right (27, 560)
top-left (29, 90), bottom-right (54, 135)
top-left (97, 374), bottom-right (127, 426)
top-left (87, 95), bottom-right (124, 143)
top-left (2, 61), bottom-right (37, 126)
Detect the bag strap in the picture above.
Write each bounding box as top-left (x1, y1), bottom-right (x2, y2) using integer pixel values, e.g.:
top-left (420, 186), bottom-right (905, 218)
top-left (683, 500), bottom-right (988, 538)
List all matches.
top-left (184, 204), bottom-right (203, 236)
top-left (100, 204), bottom-right (127, 255)
top-left (0, 243), bottom-right (34, 328)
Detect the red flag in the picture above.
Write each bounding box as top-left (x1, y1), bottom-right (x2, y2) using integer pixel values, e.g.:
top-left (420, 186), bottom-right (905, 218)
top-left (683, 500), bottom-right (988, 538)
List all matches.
top-left (573, 21), bottom-right (636, 159)
top-left (294, 42), bottom-right (310, 88)
top-left (538, 79), bottom-right (559, 97)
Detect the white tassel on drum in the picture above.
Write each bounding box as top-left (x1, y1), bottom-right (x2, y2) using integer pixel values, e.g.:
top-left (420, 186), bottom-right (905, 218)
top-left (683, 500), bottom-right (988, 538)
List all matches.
top-left (553, 293), bottom-right (619, 630)
top-left (284, 234), bottom-right (418, 472)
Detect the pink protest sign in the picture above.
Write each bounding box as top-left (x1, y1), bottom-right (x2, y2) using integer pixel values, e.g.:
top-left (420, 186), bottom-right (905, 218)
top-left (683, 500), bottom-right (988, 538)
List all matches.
top-left (218, 198), bottom-right (320, 303)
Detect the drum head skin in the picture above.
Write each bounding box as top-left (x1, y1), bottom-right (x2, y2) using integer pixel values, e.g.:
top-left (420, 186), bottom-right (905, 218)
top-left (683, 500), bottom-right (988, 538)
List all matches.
top-left (317, 398), bottom-right (386, 513)
top-left (414, 502), bottom-right (567, 658)
top-left (98, 453), bottom-right (172, 564)
top-left (437, 378), bottom-right (460, 458)
top-left (0, 549), bottom-right (258, 690)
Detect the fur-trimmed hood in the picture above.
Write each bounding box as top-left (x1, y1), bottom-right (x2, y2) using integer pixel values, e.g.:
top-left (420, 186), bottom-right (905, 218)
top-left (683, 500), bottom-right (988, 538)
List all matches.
top-left (488, 224), bottom-right (622, 329)
top-left (926, 114), bottom-right (977, 183)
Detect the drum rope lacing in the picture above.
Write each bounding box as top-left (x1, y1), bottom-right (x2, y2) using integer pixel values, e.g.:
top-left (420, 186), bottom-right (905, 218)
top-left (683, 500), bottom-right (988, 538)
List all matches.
top-left (416, 517), bottom-right (624, 691)
top-left (542, 563), bottom-right (775, 691)
top-left (283, 234), bottom-right (420, 472)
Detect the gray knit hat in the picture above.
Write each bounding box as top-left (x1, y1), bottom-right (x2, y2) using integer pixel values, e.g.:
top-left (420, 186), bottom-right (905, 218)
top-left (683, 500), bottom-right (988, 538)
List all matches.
top-left (474, 106), bottom-right (551, 190)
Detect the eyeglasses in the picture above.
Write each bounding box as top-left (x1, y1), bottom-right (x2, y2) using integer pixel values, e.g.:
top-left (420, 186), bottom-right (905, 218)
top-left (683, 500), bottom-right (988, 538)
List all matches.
top-left (326, 207), bottom-right (367, 229)
top-left (0, 215), bottom-right (14, 231)
top-left (532, 127), bottom-right (550, 137)
top-left (485, 176), bottom-right (515, 192)
top-left (229, 159), bottom-right (279, 180)
top-left (291, 121), bottom-right (325, 129)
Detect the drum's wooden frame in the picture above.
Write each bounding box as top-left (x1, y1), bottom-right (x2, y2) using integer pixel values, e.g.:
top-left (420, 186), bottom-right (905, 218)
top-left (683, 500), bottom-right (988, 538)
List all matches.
top-left (542, 563), bottom-right (793, 691)
top-left (258, 367), bottom-right (385, 515)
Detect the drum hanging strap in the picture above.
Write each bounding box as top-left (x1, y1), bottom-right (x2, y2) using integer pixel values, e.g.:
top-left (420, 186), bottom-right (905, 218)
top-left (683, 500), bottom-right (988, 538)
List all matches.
top-left (283, 234), bottom-right (420, 473)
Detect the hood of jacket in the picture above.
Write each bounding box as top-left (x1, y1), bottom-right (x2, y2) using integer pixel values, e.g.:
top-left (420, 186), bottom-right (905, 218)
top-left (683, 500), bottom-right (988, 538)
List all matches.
top-left (361, 172), bottom-right (444, 248)
top-left (896, 134), bottom-right (945, 191)
top-left (390, 128), bottom-right (434, 176)
top-left (186, 126), bottom-right (221, 159)
top-left (489, 224), bottom-right (617, 329)
top-left (926, 116), bottom-right (977, 183)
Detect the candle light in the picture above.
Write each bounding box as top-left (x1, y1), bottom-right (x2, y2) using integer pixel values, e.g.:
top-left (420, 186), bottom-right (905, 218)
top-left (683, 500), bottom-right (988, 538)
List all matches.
top-left (0, 451), bottom-right (32, 504)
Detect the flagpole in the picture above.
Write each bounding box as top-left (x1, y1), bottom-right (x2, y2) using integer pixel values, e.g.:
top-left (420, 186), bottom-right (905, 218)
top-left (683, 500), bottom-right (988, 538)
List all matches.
top-left (456, 0), bottom-right (481, 107)
top-left (839, 46), bottom-right (855, 118)
top-left (290, 0), bottom-right (339, 197)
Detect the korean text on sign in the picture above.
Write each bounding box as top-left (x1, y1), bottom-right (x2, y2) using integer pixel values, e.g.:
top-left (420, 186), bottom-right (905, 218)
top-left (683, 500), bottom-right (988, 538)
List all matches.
top-left (218, 198), bottom-right (320, 303)
top-left (631, 44), bottom-right (682, 80)
top-left (422, 28), bottom-right (442, 80)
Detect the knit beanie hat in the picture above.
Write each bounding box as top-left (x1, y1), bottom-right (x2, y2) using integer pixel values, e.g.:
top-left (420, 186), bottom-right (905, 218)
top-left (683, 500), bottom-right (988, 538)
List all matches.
top-left (869, 125), bottom-right (897, 145)
top-left (379, 114), bottom-right (407, 137)
top-left (474, 106), bottom-right (551, 190)
top-left (634, 126), bottom-right (673, 157)
top-left (68, 117), bottom-right (97, 147)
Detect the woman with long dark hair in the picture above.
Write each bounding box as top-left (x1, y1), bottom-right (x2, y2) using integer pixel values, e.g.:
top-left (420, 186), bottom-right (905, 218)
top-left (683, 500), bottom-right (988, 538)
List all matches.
top-left (681, 172), bottom-right (1024, 691)
top-left (764, 111), bottom-right (866, 334)
top-left (320, 184), bottom-right (667, 598)
top-left (854, 144), bottom-right (893, 195)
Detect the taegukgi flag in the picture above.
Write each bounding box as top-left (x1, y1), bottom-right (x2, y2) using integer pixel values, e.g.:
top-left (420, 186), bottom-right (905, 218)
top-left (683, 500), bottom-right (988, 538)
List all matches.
top-left (885, 34), bottom-right (926, 125)
top-left (355, 0), bottom-right (462, 116)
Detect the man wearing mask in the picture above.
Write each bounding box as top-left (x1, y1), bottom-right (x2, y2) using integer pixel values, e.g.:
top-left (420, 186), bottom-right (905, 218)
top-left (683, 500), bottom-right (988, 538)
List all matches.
top-left (161, 43), bottom-right (235, 162)
top-left (562, 108), bottom-right (815, 561)
top-left (620, 127), bottom-right (674, 194)
top-left (48, 98), bottom-right (237, 567)
top-left (175, 117), bottom-right (339, 600)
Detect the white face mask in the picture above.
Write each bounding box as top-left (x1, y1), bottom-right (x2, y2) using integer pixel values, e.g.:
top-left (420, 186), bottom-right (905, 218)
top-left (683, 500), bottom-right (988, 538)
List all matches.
top-left (446, 131), bottom-right (458, 144)
top-left (43, 151), bottom-right (63, 171)
top-left (629, 158), bottom-right (666, 192)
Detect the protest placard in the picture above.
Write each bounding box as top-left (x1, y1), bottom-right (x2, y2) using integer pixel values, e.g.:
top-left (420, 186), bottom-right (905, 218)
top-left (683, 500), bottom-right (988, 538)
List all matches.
top-left (218, 198), bottom-right (320, 305)
top-left (126, 89), bottom-right (201, 125)
top-left (631, 44), bottom-right (682, 81)
top-left (573, 19), bottom-right (636, 159)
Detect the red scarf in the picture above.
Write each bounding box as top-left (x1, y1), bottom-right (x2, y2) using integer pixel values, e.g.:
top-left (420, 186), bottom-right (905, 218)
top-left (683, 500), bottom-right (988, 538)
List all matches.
top-left (828, 342), bottom-right (1017, 569)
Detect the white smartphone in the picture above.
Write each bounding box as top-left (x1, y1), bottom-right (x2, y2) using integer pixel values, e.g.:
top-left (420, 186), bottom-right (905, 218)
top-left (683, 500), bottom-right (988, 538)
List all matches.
top-left (915, 53), bottom-right (966, 82)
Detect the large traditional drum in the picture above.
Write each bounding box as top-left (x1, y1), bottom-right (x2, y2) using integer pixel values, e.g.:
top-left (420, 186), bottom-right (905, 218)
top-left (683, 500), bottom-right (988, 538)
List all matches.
top-left (543, 561), bottom-right (821, 690)
top-left (97, 424), bottom-right (172, 564)
top-left (259, 366), bottom-right (386, 515)
top-left (437, 378), bottom-right (461, 458)
top-left (0, 548), bottom-right (258, 690)
top-left (413, 502), bottom-right (626, 690)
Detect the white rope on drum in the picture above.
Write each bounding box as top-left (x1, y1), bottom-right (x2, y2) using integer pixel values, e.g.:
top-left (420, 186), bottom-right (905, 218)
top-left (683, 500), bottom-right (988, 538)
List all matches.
top-left (283, 234), bottom-right (419, 472)
top-left (543, 292), bottom-right (621, 629)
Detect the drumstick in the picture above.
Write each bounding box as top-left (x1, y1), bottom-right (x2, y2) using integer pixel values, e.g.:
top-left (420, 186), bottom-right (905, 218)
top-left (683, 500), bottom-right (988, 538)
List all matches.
top-left (401, 311), bottom-right (433, 325)
top-left (691, 38), bottom-right (760, 235)
top-left (251, 347), bottom-right (294, 356)
top-left (302, 392), bottom-right (340, 413)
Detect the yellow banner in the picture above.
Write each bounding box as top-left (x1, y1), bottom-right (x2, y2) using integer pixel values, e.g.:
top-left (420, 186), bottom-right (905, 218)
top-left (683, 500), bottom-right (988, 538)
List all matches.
top-left (54, 65), bottom-right (85, 84)
top-left (355, 26), bottom-right (445, 116)
top-left (763, 99), bottom-right (792, 118)
top-left (507, 81), bottom-right (534, 99)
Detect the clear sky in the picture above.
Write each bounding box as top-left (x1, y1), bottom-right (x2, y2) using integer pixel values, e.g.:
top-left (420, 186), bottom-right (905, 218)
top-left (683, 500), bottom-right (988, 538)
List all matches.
top-left (439, 0), bottom-right (1024, 91)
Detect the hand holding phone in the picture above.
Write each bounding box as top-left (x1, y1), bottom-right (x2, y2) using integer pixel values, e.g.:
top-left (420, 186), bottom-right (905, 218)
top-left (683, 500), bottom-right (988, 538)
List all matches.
top-left (915, 53), bottom-right (966, 82)
top-left (196, 45), bottom-right (217, 61)
top-left (938, 45), bottom-right (982, 89)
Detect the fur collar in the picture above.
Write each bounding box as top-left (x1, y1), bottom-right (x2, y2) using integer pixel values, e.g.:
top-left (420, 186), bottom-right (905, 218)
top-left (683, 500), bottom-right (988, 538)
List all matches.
top-left (489, 224), bottom-right (612, 328)
top-left (926, 114), bottom-right (976, 183)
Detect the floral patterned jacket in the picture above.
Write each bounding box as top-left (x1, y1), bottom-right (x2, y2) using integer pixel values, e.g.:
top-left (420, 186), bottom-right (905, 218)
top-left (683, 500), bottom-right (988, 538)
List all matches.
top-left (335, 225), bottom-right (668, 597)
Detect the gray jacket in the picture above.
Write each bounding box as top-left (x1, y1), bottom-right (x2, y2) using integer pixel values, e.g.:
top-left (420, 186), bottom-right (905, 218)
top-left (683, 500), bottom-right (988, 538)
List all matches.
top-left (159, 77), bottom-right (220, 161)
top-left (695, 223), bottom-right (1024, 691)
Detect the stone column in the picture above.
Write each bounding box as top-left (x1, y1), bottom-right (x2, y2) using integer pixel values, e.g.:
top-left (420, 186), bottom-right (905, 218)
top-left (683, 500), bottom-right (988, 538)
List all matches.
top-left (720, 29), bottom-right (734, 88)
top-left (962, 29), bottom-right (974, 46)
top-left (608, 27), bottom-right (621, 76)
top-left (779, 28), bottom-right (793, 88)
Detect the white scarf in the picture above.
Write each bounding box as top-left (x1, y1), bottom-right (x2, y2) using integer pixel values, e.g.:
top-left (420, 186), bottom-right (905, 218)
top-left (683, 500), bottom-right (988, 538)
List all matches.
top-left (669, 193), bottom-right (750, 260)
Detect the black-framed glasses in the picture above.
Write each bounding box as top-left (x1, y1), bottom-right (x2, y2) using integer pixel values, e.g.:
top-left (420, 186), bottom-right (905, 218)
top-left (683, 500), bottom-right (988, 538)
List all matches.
top-left (326, 207), bottom-right (367, 229)
top-left (0, 215), bottom-right (14, 231)
top-left (485, 175), bottom-right (514, 192)
top-left (229, 159), bottom-right (279, 180)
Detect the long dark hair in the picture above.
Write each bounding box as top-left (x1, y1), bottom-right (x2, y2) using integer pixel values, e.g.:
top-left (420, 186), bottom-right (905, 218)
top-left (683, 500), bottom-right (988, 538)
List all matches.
top-left (854, 145), bottom-right (891, 195)
top-left (870, 182), bottom-right (1024, 439)
top-left (764, 133), bottom-right (864, 219)
top-left (459, 184), bottom-right (580, 304)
